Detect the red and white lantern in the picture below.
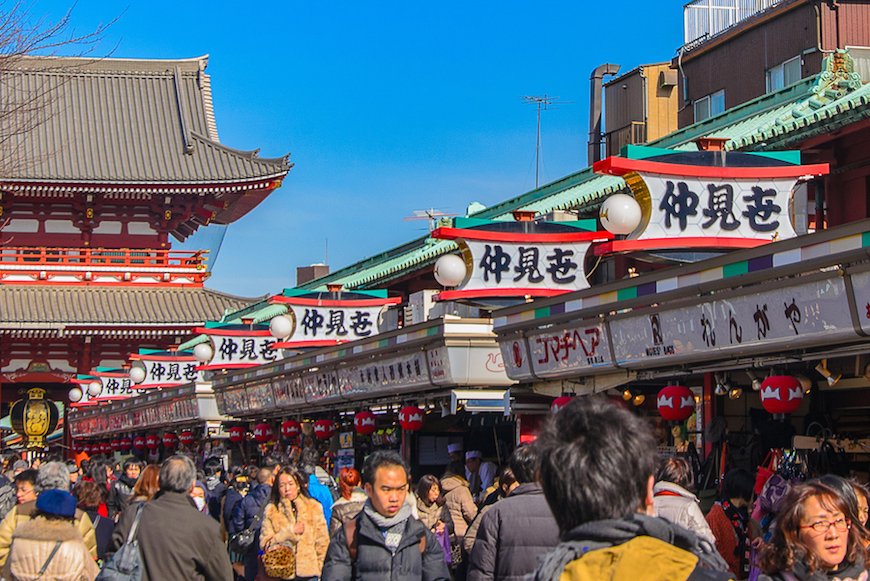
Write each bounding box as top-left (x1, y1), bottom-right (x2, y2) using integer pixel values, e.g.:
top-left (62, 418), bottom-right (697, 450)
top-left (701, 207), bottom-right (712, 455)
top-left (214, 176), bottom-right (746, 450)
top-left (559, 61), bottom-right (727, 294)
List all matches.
top-left (80, 442), bottom-right (92, 455)
top-left (656, 385), bottom-right (696, 422)
top-left (110, 440), bottom-right (122, 453)
top-left (399, 405), bottom-right (424, 432)
top-left (228, 426), bottom-right (246, 444)
top-left (760, 376), bottom-right (803, 415)
top-left (119, 437), bottom-right (132, 453)
top-left (253, 423), bottom-right (274, 443)
top-left (133, 436), bottom-right (147, 452)
top-left (100, 442), bottom-right (112, 455)
top-left (313, 419), bottom-right (336, 440)
top-left (179, 430), bottom-right (196, 447)
top-left (551, 396), bottom-right (573, 413)
top-left (145, 433), bottom-right (160, 451)
top-left (281, 420), bottom-right (301, 440)
top-left (354, 411), bottom-right (377, 436)
top-left (162, 432), bottom-right (178, 449)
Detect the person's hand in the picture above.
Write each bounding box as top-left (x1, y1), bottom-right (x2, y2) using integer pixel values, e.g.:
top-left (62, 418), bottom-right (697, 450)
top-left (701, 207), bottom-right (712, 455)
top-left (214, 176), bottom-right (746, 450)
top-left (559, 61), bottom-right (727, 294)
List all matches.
top-left (434, 522), bottom-right (446, 534)
top-left (293, 522), bottom-right (305, 534)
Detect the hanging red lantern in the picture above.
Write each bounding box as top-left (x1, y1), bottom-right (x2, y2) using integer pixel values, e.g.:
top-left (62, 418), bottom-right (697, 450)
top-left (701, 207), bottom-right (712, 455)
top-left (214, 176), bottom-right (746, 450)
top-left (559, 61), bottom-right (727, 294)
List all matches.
top-left (760, 375), bottom-right (803, 415)
top-left (657, 385), bottom-right (696, 422)
top-left (179, 430), bottom-right (196, 447)
top-left (100, 442), bottom-right (112, 455)
top-left (399, 405), bottom-right (424, 431)
top-left (281, 420), bottom-right (301, 440)
top-left (354, 411), bottom-right (377, 436)
top-left (228, 426), bottom-right (246, 444)
top-left (119, 437), bottom-right (132, 452)
top-left (253, 423), bottom-right (274, 443)
top-left (162, 432), bottom-right (178, 449)
top-left (80, 442), bottom-right (91, 455)
top-left (133, 436), bottom-right (147, 451)
top-left (551, 396), bottom-right (573, 413)
top-left (313, 419), bottom-right (336, 440)
top-left (145, 433), bottom-right (160, 450)
top-left (110, 440), bottom-right (122, 452)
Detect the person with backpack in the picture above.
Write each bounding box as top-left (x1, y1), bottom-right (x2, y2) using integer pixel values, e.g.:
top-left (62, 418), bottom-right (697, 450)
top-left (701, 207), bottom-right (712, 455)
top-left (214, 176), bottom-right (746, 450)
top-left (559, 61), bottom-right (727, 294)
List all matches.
top-left (230, 466), bottom-right (274, 581)
top-left (321, 450), bottom-right (450, 581)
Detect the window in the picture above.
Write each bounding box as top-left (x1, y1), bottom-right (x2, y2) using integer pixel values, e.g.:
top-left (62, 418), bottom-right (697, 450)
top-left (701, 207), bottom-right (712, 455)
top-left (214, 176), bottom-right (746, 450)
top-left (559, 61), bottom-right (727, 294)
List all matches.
top-left (693, 89), bottom-right (725, 123)
top-left (766, 56), bottom-right (802, 92)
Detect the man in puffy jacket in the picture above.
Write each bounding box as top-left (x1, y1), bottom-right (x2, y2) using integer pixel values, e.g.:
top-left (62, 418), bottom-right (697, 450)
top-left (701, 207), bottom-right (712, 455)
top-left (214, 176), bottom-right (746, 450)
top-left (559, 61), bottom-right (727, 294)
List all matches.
top-left (467, 444), bottom-right (559, 581)
top-left (321, 450), bottom-right (450, 581)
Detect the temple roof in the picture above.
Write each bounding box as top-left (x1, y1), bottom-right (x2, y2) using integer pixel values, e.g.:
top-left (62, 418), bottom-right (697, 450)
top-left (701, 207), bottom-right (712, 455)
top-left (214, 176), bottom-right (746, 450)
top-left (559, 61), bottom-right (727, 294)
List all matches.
top-left (0, 55), bottom-right (291, 186)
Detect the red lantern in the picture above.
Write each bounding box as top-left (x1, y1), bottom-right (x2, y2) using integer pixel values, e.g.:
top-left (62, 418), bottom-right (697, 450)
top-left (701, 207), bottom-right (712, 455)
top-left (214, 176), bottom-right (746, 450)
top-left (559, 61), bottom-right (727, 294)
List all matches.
top-left (760, 376), bottom-right (803, 415)
top-left (228, 426), bottom-right (246, 444)
top-left (145, 433), bottom-right (160, 450)
top-left (100, 442), bottom-right (112, 455)
top-left (110, 440), bottom-right (122, 452)
top-left (354, 411), bottom-right (377, 436)
top-left (313, 419), bottom-right (336, 440)
top-left (281, 420), bottom-right (301, 440)
top-left (253, 423), bottom-right (274, 443)
top-left (80, 442), bottom-right (91, 455)
top-left (399, 405), bottom-right (424, 431)
top-left (133, 436), bottom-right (147, 451)
top-left (657, 385), bottom-right (696, 422)
top-left (162, 432), bottom-right (178, 449)
top-left (551, 396), bottom-right (573, 413)
top-left (179, 430), bottom-right (195, 447)
top-left (119, 437), bottom-right (132, 452)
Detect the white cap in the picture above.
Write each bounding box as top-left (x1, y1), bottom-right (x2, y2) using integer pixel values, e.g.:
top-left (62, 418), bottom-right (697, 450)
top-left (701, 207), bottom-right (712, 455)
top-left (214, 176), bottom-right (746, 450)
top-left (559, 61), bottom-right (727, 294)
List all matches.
top-left (465, 450), bottom-right (482, 460)
top-left (447, 443), bottom-right (463, 454)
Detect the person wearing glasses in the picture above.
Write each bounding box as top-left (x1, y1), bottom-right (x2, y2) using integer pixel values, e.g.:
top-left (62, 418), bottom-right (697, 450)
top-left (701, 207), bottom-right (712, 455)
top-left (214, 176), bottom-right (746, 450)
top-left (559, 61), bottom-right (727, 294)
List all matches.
top-left (758, 480), bottom-right (868, 580)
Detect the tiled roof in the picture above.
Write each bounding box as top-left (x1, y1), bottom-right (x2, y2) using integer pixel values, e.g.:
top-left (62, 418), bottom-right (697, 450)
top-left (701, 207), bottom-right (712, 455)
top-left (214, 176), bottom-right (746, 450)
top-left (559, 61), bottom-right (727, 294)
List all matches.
top-left (300, 51), bottom-right (870, 291)
top-left (0, 285), bottom-right (261, 327)
top-left (0, 56), bottom-right (290, 185)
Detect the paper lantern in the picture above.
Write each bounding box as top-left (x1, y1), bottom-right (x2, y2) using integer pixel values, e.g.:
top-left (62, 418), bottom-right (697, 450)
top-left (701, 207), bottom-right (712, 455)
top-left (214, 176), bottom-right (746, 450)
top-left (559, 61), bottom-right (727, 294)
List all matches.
top-left (133, 436), bottom-right (147, 451)
top-left (228, 426), bottom-right (246, 444)
top-left (434, 254), bottom-right (468, 288)
top-left (100, 442), bottom-right (112, 455)
top-left (657, 385), bottom-right (695, 422)
top-left (119, 437), bottom-right (132, 452)
top-left (599, 193), bottom-right (642, 235)
top-left (760, 375), bottom-right (803, 415)
top-left (129, 366), bottom-right (146, 384)
top-left (179, 430), bottom-right (196, 447)
top-left (162, 432), bottom-right (178, 449)
top-left (253, 423), bottom-right (274, 443)
top-left (354, 411), bottom-right (377, 436)
top-left (269, 315), bottom-right (294, 340)
top-left (9, 388), bottom-right (60, 449)
top-left (281, 420), bottom-right (301, 440)
top-left (551, 396), bottom-right (573, 413)
top-left (313, 419), bottom-right (336, 440)
top-left (80, 442), bottom-right (92, 455)
top-left (399, 405), bottom-right (424, 431)
top-left (110, 440), bottom-right (123, 452)
top-left (145, 433), bottom-right (160, 450)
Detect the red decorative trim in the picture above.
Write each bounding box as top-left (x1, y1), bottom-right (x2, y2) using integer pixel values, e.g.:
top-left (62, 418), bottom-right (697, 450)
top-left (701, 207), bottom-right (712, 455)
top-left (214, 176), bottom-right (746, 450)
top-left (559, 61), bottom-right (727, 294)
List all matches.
top-left (195, 362), bottom-right (264, 371)
top-left (435, 288), bottom-right (573, 301)
top-left (133, 382), bottom-right (187, 389)
top-left (593, 237), bottom-right (768, 256)
top-left (193, 328), bottom-right (273, 337)
top-left (271, 339), bottom-right (349, 349)
top-left (93, 395), bottom-right (132, 402)
top-left (431, 227), bottom-right (612, 243)
top-left (89, 371), bottom-right (128, 378)
top-left (70, 402), bottom-right (99, 408)
top-left (593, 156), bottom-right (830, 179)
top-left (269, 296), bottom-right (402, 307)
top-left (128, 353), bottom-right (197, 361)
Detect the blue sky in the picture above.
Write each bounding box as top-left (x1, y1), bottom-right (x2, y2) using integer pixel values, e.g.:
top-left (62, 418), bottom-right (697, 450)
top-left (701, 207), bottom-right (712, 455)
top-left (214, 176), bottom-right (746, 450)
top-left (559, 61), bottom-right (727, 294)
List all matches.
top-left (36, 1), bottom-right (684, 297)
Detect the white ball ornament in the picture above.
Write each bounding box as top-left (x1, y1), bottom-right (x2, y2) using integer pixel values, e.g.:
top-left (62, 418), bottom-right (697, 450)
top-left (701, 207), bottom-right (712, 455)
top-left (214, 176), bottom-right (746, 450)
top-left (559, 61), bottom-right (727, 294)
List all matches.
top-left (269, 315), bottom-right (294, 339)
top-left (194, 342), bottom-right (214, 363)
top-left (129, 365), bottom-right (146, 384)
top-left (68, 387), bottom-right (83, 403)
top-left (434, 254), bottom-right (467, 288)
top-left (599, 193), bottom-right (642, 235)
top-left (87, 380), bottom-right (102, 397)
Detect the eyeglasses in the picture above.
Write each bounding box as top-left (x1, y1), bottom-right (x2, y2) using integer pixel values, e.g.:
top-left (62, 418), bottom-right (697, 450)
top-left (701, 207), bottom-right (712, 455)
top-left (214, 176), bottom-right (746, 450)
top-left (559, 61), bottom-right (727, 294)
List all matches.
top-left (800, 518), bottom-right (851, 534)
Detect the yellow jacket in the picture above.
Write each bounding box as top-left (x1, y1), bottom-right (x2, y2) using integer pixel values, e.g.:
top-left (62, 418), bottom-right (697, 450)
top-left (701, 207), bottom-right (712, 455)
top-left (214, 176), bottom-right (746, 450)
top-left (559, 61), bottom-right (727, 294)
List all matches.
top-left (0, 500), bottom-right (97, 566)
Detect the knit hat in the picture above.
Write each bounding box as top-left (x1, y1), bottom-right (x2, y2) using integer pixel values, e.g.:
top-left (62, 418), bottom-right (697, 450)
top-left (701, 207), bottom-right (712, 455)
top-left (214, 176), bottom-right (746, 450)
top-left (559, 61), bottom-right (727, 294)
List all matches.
top-left (36, 489), bottom-right (77, 519)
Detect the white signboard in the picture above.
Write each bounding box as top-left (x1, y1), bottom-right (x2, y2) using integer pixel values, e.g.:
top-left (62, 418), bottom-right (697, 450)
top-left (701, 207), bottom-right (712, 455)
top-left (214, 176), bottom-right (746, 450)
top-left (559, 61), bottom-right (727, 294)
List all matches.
top-left (139, 359), bottom-right (201, 387)
top-left (463, 240), bottom-right (592, 293)
top-left (847, 270), bottom-right (870, 335)
top-left (205, 335), bottom-right (278, 369)
top-left (633, 174), bottom-right (798, 241)
top-left (500, 322), bottom-right (612, 381)
top-left (286, 305), bottom-right (384, 343)
top-left (94, 376), bottom-right (149, 402)
top-left (338, 351), bottom-right (430, 399)
top-left (498, 336), bottom-right (534, 382)
top-left (610, 276), bottom-right (855, 367)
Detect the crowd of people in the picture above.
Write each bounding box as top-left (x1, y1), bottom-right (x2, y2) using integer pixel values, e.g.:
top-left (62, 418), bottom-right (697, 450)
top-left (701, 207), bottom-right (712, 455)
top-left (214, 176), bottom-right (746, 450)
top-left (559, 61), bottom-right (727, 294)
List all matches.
top-left (0, 397), bottom-right (865, 580)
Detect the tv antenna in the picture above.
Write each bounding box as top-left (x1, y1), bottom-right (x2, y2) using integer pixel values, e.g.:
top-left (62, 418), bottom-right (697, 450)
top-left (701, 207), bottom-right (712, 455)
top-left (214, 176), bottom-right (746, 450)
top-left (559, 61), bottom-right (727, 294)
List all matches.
top-left (403, 208), bottom-right (457, 231)
top-left (522, 94), bottom-right (566, 188)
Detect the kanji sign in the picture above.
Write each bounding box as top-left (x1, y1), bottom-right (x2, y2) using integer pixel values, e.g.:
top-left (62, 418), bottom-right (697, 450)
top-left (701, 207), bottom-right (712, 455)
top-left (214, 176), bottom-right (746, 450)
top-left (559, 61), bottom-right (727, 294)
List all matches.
top-left (129, 351), bottom-right (202, 388)
top-left (194, 328), bottom-right (278, 371)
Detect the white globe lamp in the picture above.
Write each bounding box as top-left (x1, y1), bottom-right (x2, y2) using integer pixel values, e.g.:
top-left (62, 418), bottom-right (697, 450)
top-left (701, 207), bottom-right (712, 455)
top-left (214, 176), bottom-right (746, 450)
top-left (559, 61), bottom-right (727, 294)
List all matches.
top-left (68, 387), bottom-right (83, 403)
top-left (129, 365), bottom-right (146, 384)
top-left (194, 342), bottom-right (214, 363)
top-left (433, 254), bottom-right (467, 288)
top-left (599, 193), bottom-right (642, 235)
top-left (269, 315), bottom-right (294, 339)
top-left (87, 380), bottom-right (102, 398)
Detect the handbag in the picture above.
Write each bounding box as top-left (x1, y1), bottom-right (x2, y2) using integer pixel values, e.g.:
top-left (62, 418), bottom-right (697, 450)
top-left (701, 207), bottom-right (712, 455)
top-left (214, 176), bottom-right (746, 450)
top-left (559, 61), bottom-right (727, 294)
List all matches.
top-left (435, 528), bottom-right (452, 565)
top-left (754, 450), bottom-right (778, 495)
top-left (261, 545), bottom-right (295, 579)
top-left (97, 503), bottom-right (145, 581)
top-left (229, 501), bottom-right (268, 554)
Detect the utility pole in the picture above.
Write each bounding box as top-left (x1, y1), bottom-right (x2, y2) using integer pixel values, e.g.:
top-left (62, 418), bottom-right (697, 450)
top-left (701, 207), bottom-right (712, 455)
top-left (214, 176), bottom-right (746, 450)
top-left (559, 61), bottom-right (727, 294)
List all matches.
top-left (522, 95), bottom-right (562, 188)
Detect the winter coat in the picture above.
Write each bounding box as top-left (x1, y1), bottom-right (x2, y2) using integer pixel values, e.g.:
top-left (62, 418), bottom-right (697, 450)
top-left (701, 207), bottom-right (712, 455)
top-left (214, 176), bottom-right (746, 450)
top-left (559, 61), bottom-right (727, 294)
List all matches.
top-left (320, 509), bottom-right (451, 581)
top-left (260, 495), bottom-right (329, 578)
top-left (0, 500), bottom-right (96, 566)
top-left (107, 474), bottom-right (136, 517)
top-left (1, 516), bottom-right (99, 581)
top-left (307, 474), bottom-right (334, 527)
top-left (653, 481), bottom-right (716, 544)
top-left (463, 503), bottom-right (494, 554)
top-left (205, 476), bottom-right (226, 522)
top-left (223, 487), bottom-right (244, 534)
top-left (706, 502), bottom-right (745, 578)
top-left (415, 498), bottom-right (453, 535)
top-left (230, 482), bottom-right (271, 540)
top-left (758, 555), bottom-right (868, 580)
top-left (111, 490), bottom-right (233, 581)
top-left (440, 475), bottom-right (477, 538)
top-left (82, 508), bottom-right (114, 562)
top-left (467, 483), bottom-right (560, 581)
top-left (529, 514), bottom-right (734, 581)
top-left (330, 489), bottom-right (368, 534)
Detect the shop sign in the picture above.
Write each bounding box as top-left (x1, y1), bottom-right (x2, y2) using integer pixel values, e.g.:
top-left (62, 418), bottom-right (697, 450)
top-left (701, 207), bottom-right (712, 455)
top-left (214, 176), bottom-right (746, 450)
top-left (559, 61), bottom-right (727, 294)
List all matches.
top-left (246, 380), bottom-right (275, 412)
top-left (610, 275), bottom-right (855, 367)
top-left (135, 358), bottom-right (200, 388)
top-left (272, 376), bottom-right (305, 407)
top-left (202, 335), bottom-right (278, 370)
top-left (846, 270), bottom-right (870, 335)
top-left (337, 351), bottom-right (429, 399)
top-left (214, 386), bottom-right (249, 416)
top-left (500, 321), bottom-right (612, 381)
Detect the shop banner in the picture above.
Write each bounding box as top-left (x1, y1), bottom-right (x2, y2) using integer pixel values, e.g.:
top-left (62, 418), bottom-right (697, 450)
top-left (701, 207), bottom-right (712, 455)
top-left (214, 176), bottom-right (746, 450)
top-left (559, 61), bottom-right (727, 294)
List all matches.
top-left (338, 351), bottom-right (430, 399)
top-left (500, 321), bottom-right (613, 381)
top-left (136, 358), bottom-right (201, 388)
top-left (198, 334), bottom-right (278, 371)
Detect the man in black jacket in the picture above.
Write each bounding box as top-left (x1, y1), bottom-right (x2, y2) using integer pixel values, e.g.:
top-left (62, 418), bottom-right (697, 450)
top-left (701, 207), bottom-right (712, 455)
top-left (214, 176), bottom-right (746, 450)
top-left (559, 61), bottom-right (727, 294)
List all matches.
top-left (321, 450), bottom-right (450, 581)
top-left (107, 458), bottom-right (141, 517)
top-left (467, 444), bottom-right (559, 581)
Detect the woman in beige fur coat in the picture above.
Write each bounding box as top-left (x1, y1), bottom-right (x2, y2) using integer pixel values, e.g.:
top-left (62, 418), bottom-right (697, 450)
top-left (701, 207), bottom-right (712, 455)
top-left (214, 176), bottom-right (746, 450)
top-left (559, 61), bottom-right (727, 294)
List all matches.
top-left (260, 468), bottom-right (329, 580)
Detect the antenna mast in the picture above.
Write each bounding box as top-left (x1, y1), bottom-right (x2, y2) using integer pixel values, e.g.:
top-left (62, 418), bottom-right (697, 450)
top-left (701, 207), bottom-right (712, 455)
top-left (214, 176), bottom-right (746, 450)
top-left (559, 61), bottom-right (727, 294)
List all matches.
top-left (523, 94), bottom-right (562, 188)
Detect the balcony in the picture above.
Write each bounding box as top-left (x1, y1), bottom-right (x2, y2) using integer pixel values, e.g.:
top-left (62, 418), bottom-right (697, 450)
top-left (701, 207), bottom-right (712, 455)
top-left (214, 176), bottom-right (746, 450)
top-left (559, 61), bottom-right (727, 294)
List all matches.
top-left (684, 0), bottom-right (788, 46)
top-left (606, 122), bottom-right (647, 157)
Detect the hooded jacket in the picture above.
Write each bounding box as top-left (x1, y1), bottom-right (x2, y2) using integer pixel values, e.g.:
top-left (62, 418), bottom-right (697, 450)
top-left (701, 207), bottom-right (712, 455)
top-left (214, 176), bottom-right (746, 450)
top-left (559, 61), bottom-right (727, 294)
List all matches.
top-left (653, 481), bottom-right (716, 544)
top-left (330, 489), bottom-right (368, 534)
top-left (2, 516), bottom-right (99, 581)
top-left (530, 514), bottom-right (735, 581)
top-left (440, 475), bottom-right (477, 538)
top-left (0, 500), bottom-right (96, 566)
top-left (107, 473), bottom-right (137, 517)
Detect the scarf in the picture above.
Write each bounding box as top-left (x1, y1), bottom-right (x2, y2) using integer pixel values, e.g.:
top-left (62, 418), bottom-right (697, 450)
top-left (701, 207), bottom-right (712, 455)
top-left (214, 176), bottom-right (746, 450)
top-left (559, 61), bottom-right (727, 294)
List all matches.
top-left (363, 499), bottom-right (412, 553)
top-left (720, 500), bottom-right (751, 577)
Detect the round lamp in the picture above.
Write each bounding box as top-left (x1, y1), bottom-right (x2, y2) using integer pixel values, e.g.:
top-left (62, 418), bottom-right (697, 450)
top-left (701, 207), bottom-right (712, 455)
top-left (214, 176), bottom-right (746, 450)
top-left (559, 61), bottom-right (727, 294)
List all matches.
top-left (599, 193), bottom-right (642, 235)
top-left (433, 254), bottom-right (467, 288)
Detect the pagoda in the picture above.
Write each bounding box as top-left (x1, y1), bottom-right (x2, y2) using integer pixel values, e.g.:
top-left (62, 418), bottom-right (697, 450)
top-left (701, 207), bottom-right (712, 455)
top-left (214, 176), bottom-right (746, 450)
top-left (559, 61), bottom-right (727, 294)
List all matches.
top-left (0, 55), bottom-right (291, 445)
